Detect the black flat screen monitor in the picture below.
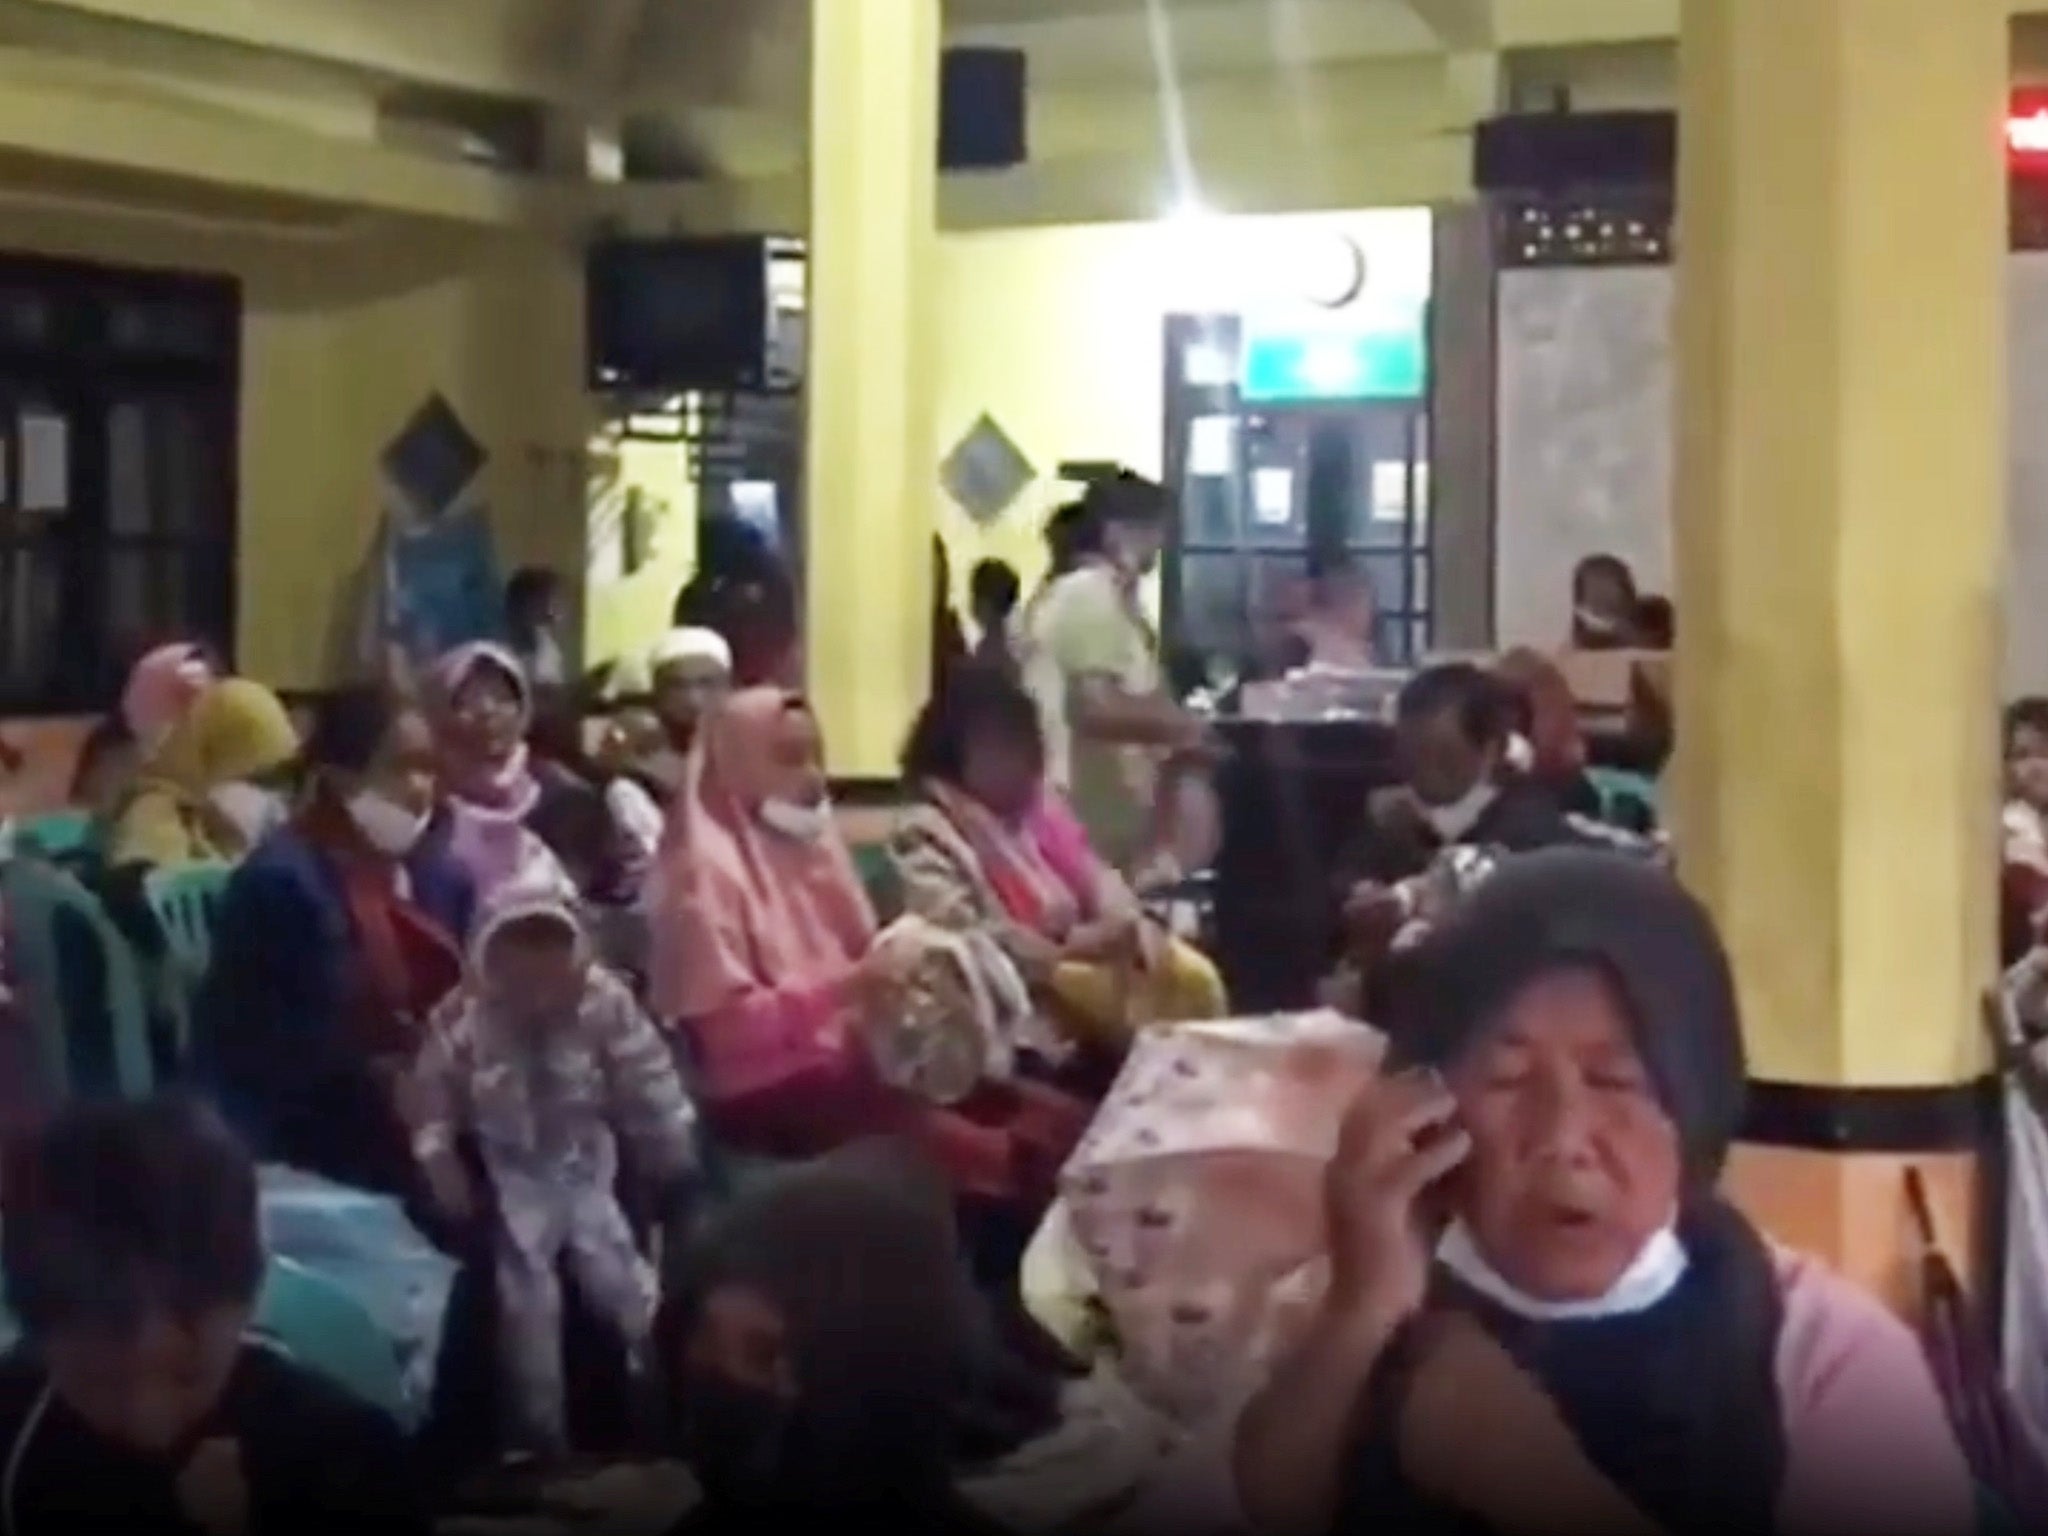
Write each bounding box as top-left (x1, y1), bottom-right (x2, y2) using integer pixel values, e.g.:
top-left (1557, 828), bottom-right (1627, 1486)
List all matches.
top-left (587, 236), bottom-right (770, 393)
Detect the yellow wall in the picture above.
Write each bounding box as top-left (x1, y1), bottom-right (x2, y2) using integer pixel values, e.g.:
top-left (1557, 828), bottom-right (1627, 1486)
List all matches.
top-left (0, 196), bottom-right (589, 691)
top-left (582, 432), bottom-right (698, 678)
top-left (928, 209), bottom-right (1433, 611)
top-left (245, 240), bottom-right (590, 687)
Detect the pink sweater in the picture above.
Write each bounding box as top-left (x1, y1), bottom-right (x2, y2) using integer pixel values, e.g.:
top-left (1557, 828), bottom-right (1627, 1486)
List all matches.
top-left (1153, 1246), bottom-right (1976, 1536)
top-left (1770, 1246), bottom-right (1976, 1536)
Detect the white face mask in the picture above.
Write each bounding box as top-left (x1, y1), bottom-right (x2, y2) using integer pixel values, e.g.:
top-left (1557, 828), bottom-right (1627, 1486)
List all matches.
top-left (208, 782), bottom-right (286, 843)
top-left (1421, 779), bottom-right (1499, 842)
top-left (758, 796), bottom-right (831, 842)
top-left (1436, 1218), bottom-right (1688, 1322)
top-left (1575, 605), bottom-right (1622, 637)
top-left (345, 789), bottom-right (431, 857)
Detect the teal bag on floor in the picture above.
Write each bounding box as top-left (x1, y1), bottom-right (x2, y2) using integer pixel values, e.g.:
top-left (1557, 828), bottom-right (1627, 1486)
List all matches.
top-left (256, 1167), bottom-right (457, 1432)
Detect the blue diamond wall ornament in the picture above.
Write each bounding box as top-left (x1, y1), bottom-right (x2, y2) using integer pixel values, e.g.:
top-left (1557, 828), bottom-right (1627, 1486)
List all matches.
top-left (940, 413), bottom-right (1035, 525)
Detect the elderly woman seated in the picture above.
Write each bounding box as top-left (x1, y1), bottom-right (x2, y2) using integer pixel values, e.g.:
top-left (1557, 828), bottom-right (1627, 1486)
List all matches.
top-left (1234, 849), bottom-right (1974, 1536)
top-left (890, 666), bottom-right (1226, 1060)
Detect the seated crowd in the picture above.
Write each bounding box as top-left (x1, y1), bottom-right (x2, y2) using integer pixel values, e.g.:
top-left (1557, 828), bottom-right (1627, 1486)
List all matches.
top-left (0, 519), bottom-right (1998, 1536)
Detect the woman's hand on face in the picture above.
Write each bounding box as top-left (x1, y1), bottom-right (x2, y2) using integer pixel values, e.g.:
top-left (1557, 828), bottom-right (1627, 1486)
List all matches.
top-left (1323, 1068), bottom-right (1470, 1328)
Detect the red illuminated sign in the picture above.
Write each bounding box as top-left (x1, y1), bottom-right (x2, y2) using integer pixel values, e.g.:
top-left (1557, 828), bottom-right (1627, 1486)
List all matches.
top-left (2012, 106), bottom-right (2048, 159)
top-left (2013, 95), bottom-right (2048, 168)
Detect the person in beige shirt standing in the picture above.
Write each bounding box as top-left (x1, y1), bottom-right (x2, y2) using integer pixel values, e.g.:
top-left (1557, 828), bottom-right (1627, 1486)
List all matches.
top-left (1024, 474), bottom-right (1210, 869)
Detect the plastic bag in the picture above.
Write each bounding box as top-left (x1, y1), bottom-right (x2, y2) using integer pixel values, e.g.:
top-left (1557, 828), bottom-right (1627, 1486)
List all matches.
top-left (862, 916), bottom-right (1031, 1105)
top-left (1058, 1010), bottom-right (1384, 1423)
top-left (258, 1166), bottom-right (457, 1431)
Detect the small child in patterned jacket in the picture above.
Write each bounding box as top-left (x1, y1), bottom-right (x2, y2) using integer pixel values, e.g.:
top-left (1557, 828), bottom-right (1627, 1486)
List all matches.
top-left (407, 881), bottom-right (697, 1462)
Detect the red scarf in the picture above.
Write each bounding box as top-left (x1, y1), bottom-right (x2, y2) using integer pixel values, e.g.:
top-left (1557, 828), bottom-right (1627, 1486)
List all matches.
top-left (296, 792), bottom-right (464, 1060)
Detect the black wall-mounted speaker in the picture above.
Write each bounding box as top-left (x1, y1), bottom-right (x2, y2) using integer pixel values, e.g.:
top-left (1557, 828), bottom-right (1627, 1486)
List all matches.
top-left (940, 47), bottom-right (1027, 171)
top-left (1472, 110), bottom-right (1677, 194)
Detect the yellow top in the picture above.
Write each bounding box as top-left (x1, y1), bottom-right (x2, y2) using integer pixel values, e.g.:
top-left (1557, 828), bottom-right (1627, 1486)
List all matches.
top-left (107, 678), bottom-right (299, 869)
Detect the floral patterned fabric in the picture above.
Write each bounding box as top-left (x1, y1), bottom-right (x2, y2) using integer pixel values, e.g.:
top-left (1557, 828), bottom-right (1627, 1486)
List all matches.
top-left (1057, 1010), bottom-right (1385, 1423)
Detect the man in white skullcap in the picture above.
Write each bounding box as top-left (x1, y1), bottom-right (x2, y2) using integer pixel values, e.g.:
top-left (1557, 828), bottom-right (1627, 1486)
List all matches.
top-left (649, 627), bottom-right (734, 765)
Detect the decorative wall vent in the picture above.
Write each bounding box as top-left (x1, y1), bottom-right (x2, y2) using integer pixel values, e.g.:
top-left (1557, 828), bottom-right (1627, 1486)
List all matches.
top-left (381, 393), bottom-right (483, 521)
top-left (940, 413), bottom-right (1035, 524)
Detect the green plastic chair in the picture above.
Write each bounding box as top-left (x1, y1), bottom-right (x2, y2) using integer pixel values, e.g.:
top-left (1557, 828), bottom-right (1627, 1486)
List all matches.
top-left (14, 810), bottom-right (98, 864)
top-left (1584, 767), bottom-right (1660, 825)
top-left (251, 1257), bottom-right (408, 1426)
top-left (0, 857), bottom-right (152, 1101)
top-left (144, 863), bottom-right (231, 1062)
top-left (850, 841), bottom-right (902, 921)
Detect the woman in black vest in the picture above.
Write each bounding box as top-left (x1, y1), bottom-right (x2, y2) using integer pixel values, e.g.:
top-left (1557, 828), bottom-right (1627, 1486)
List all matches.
top-left (1237, 850), bottom-right (1975, 1536)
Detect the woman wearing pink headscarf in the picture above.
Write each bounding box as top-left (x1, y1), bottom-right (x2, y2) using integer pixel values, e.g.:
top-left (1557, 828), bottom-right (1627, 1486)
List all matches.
top-left (120, 642), bottom-right (215, 752)
top-left (649, 687), bottom-right (1087, 1215)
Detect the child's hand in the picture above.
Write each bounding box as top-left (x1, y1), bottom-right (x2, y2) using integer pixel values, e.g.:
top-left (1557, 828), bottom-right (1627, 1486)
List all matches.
top-left (177, 1437), bottom-right (249, 1536)
top-left (424, 1158), bottom-right (476, 1224)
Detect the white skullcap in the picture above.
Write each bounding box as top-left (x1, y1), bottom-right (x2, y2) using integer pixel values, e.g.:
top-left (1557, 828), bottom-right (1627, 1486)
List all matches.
top-left (650, 626), bottom-right (734, 673)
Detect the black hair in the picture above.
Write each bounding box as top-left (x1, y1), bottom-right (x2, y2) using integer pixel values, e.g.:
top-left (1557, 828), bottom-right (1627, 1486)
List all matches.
top-left (1084, 470), bottom-right (1170, 529)
top-left (69, 715), bottom-right (135, 801)
top-left (1572, 553), bottom-right (1638, 606)
top-left (303, 685), bottom-right (407, 773)
top-left (1636, 595), bottom-right (1675, 648)
top-left (900, 665), bottom-right (1043, 785)
top-left (1396, 662), bottom-right (1513, 749)
top-left (968, 559), bottom-right (1022, 620)
top-left (2008, 697), bottom-right (2048, 748)
top-left (3, 1095), bottom-right (263, 1339)
top-left (1042, 501), bottom-right (1099, 579)
top-left (504, 565), bottom-right (562, 620)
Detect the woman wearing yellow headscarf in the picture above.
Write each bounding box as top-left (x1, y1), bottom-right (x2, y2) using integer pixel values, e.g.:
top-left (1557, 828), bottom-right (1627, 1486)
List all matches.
top-left (106, 678), bottom-right (301, 870)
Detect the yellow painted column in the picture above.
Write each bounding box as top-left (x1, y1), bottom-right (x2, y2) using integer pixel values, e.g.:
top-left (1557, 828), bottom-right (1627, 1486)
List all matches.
top-left (803, 0), bottom-right (941, 776)
top-left (1672, 0), bottom-right (2006, 1297)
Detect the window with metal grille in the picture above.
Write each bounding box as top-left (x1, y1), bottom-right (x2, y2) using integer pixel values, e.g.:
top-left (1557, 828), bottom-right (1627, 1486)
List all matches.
top-left (0, 257), bottom-right (238, 714)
